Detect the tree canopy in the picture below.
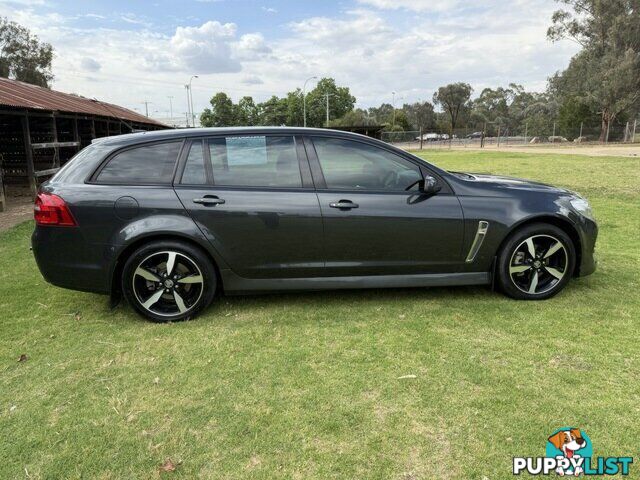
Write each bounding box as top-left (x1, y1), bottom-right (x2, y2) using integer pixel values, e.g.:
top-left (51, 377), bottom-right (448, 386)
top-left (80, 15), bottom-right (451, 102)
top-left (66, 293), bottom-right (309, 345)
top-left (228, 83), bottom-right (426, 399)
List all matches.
top-left (0, 16), bottom-right (53, 87)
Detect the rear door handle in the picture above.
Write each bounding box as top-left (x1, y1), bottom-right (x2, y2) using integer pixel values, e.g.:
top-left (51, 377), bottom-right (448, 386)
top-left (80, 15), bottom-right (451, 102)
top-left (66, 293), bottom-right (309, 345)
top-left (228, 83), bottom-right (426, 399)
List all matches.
top-left (329, 200), bottom-right (359, 209)
top-left (193, 196), bottom-right (225, 206)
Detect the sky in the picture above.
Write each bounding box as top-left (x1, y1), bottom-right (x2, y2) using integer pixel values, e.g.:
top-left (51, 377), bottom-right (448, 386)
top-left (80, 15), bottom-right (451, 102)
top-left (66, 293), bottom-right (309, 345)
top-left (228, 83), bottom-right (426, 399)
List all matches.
top-left (0, 0), bottom-right (579, 125)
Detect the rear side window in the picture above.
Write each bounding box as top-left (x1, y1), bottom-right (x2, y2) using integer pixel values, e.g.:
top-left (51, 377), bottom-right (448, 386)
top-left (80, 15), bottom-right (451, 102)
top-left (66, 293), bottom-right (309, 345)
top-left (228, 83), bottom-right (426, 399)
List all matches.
top-left (208, 135), bottom-right (301, 188)
top-left (180, 140), bottom-right (207, 185)
top-left (96, 141), bottom-right (182, 184)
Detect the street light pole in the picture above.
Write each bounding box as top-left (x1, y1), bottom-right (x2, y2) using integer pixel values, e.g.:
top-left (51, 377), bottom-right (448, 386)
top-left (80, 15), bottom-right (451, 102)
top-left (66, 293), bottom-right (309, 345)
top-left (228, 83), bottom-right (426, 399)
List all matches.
top-left (392, 91), bottom-right (396, 127)
top-left (303, 76), bottom-right (317, 128)
top-left (189, 75), bottom-right (199, 128)
top-left (184, 85), bottom-right (191, 127)
top-left (324, 93), bottom-right (335, 126)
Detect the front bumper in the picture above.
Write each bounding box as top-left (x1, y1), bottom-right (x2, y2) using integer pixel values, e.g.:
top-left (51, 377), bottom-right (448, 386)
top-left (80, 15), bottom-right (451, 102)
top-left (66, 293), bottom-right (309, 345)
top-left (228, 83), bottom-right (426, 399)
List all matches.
top-left (576, 217), bottom-right (598, 277)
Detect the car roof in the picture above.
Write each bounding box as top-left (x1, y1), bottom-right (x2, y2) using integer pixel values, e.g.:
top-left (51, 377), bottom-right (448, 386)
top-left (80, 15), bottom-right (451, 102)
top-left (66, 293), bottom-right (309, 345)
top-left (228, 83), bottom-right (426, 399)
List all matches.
top-left (92, 126), bottom-right (373, 147)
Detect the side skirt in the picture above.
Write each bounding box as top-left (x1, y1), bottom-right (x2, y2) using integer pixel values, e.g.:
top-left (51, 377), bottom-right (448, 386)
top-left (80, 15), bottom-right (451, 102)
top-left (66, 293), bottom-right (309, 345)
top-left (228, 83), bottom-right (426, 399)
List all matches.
top-left (220, 270), bottom-right (491, 295)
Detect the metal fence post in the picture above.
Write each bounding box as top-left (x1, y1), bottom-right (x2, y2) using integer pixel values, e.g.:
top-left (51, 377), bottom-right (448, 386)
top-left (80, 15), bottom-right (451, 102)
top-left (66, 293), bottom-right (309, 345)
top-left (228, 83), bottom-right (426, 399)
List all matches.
top-left (633, 119), bottom-right (637, 143)
top-left (419, 126), bottom-right (423, 150)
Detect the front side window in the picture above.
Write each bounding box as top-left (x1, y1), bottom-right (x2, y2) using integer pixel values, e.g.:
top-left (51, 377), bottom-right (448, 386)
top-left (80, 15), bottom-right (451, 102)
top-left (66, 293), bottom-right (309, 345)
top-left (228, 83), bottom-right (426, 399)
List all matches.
top-left (96, 141), bottom-right (181, 184)
top-left (312, 137), bottom-right (422, 191)
top-left (209, 135), bottom-right (301, 188)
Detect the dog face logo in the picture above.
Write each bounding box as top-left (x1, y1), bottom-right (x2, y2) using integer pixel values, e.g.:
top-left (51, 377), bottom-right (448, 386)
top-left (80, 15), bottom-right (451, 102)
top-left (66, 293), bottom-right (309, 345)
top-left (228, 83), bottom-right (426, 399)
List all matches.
top-left (548, 428), bottom-right (587, 460)
top-left (546, 428), bottom-right (592, 476)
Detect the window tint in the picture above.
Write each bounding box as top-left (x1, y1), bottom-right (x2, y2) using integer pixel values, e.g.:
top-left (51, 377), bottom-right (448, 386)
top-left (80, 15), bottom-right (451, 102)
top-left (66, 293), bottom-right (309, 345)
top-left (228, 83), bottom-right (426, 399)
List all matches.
top-left (96, 141), bottom-right (181, 184)
top-left (312, 137), bottom-right (423, 191)
top-left (209, 136), bottom-right (301, 187)
top-left (180, 140), bottom-right (207, 185)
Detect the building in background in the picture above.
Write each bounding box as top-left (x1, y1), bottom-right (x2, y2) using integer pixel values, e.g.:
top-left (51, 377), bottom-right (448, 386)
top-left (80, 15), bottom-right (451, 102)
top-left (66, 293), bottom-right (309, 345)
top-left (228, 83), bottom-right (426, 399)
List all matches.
top-left (0, 77), bottom-right (168, 197)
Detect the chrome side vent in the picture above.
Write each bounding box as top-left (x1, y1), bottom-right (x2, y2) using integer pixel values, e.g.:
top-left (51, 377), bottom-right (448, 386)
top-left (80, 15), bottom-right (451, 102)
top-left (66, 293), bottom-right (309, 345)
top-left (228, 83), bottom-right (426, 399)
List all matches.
top-left (465, 221), bottom-right (489, 263)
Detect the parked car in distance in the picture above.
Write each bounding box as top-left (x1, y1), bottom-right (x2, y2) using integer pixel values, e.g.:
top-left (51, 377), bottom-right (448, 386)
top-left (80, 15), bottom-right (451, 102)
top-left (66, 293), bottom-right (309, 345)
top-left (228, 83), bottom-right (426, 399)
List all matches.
top-left (466, 131), bottom-right (484, 139)
top-left (32, 127), bottom-right (597, 322)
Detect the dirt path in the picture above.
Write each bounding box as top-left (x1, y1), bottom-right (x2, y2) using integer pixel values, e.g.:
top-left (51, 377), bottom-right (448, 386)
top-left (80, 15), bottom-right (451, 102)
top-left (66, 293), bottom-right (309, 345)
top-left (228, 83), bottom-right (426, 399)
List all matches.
top-left (419, 143), bottom-right (640, 157)
top-left (0, 196), bottom-right (33, 233)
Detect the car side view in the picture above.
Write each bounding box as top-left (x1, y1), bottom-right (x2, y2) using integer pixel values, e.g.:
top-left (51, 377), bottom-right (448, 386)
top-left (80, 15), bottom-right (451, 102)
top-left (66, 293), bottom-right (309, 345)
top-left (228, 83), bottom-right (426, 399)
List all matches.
top-left (32, 127), bottom-right (597, 322)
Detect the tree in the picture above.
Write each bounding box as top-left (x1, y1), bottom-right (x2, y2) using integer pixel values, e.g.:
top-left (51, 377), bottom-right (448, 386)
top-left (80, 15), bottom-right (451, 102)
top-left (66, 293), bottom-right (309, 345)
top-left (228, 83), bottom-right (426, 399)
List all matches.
top-left (402, 101), bottom-right (436, 131)
top-left (328, 108), bottom-right (373, 127)
top-left (235, 96), bottom-right (258, 126)
top-left (432, 83), bottom-right (473, 136)
top-left (200, 92), bottom-right (236, 127)
top-left (258, 95), bottom-right (288, 126)
top-left (548, 0), bottom-right (640, 141)
top-left (0, 17), bottom-right (53, 87)
top-left (304, 78), bottom-right (356, 127)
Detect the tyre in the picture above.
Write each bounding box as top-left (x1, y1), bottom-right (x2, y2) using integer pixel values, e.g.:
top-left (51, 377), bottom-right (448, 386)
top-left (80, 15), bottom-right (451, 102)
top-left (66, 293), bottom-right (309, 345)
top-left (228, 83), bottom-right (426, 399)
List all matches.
top-left (497, 223), bottom-right (575, 300)
top-left (122, 240), bottom-right (217, 322)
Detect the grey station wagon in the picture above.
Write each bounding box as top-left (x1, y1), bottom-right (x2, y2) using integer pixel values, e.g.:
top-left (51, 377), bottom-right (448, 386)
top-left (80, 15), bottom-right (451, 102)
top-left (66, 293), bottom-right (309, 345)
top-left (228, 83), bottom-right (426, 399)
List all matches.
top-left (32, 127), bottom-right (597, 322)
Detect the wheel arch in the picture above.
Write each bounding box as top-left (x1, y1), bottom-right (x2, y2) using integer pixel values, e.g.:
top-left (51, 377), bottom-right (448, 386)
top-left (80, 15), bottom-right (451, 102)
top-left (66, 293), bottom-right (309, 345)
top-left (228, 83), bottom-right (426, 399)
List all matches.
top-left (110, 233), bottom-right (223, 298)
top-left (498, 215), bottom-right (582, 276)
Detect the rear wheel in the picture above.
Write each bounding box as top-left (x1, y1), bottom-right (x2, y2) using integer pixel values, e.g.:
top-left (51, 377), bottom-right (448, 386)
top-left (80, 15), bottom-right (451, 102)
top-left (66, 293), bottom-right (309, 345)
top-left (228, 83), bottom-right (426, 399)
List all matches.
top-left (122, 240), bottom-right (217, 322)
top-left (497, 223), bottom-right (575, 300)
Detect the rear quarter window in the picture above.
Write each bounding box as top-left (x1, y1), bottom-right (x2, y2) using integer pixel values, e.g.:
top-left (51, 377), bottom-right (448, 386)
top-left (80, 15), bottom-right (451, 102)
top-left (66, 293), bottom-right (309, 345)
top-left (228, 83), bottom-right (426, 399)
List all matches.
top-left (95, 141), bottom-right (182, 184)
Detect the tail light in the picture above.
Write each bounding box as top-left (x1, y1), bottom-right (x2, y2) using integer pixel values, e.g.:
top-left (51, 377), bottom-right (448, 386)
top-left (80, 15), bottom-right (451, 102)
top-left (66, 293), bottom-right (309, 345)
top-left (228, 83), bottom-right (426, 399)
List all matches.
top-left (34, 193), bottom-right (77, 226)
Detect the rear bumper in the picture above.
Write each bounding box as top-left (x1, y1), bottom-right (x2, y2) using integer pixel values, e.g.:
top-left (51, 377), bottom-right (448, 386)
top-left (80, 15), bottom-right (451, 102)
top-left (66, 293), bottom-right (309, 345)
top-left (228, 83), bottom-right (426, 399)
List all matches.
top-left (31, 226), bottom-right (112, 294)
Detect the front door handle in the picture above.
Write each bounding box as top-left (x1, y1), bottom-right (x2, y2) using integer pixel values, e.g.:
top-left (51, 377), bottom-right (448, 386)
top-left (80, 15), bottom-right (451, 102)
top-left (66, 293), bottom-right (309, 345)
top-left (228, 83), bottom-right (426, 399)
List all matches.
top-left (329, 200), bottom-right (359, 210)
top-left (193, 195), bottom-right (225, 206)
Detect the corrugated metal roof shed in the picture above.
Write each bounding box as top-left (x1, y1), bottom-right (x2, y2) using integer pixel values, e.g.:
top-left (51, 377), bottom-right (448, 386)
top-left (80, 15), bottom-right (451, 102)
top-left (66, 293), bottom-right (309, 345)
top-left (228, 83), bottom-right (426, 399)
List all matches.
top-left (0, 77), bottom-right (166, 127)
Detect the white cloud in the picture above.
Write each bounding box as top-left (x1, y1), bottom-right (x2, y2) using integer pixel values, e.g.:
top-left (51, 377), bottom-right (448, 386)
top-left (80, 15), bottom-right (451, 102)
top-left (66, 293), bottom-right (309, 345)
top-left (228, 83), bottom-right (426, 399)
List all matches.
top-left (234, 33), bottom-right (271, 60)
top-left (357, 0), bottom-right (459, 12)
top-left (241, 75), bottom-right (264, 85)
top-left (170, 21), bottom-right (241, 73)
top-left (80, 57), bottom-right (101, 72)
top-left (0, 0), bottom-right (580, 122)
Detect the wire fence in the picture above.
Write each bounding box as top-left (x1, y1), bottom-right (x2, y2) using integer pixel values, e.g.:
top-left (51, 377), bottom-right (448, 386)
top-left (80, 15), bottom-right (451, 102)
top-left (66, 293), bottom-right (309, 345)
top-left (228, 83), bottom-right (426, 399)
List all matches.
top-left (381, 119), bottom-right (639, 150)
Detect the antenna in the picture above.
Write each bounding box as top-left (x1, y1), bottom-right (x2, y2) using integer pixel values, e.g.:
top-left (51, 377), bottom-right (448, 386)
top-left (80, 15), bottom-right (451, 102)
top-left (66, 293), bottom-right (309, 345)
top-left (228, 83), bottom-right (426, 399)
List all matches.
top-left (91, 97), bottom-right (136, 133)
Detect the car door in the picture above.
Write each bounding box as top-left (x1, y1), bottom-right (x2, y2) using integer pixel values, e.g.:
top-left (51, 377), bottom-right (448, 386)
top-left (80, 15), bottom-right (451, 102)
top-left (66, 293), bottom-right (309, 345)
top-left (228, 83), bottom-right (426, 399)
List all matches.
top-left (307, 135), bottom-right (464, 276)
top-left (174, 134), bottom-right (324, 279)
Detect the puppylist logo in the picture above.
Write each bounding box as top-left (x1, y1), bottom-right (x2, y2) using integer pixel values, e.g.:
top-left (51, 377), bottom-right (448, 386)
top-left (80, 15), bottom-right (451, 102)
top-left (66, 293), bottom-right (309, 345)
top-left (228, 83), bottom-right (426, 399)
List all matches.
top-left (513, 428), bottom-right (633, 476)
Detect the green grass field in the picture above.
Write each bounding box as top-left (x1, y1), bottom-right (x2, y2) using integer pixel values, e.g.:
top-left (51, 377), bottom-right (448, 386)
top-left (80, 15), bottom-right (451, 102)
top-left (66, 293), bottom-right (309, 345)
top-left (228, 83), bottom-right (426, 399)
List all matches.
top-left (1, 151), bottom-right (639, 479)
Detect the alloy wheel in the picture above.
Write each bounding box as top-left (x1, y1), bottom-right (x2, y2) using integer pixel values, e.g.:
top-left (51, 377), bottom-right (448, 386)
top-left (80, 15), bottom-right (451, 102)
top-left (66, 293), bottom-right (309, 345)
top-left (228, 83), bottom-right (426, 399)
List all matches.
top-left (132, 251), bottom-right (204, 317)
top-left (508, 234), bottom-right (568, 295)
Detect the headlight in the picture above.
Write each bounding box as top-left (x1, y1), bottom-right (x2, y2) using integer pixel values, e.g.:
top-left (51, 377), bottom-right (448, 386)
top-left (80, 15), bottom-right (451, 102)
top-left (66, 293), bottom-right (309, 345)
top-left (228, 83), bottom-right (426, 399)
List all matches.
top-left (570, 197), bottom-right (595, 221)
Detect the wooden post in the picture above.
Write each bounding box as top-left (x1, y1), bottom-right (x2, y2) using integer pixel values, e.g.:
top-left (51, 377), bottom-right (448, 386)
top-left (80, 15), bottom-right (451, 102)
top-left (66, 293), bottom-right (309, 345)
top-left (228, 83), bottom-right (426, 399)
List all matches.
top-left (51, 114), bottom-right (60, 168)
top-left (72, 116), bottom-right (80, 153)
top-left (497, 125), bottom-right (501, 147)
top-left (21, 114), bottom-right (37, 196)
top-left (633, 119), bottom-right (637, 143)
top-left (419, 126), bottom-right (423, 150)
top-left (0, 155), bottom-right (5, 213)
top-left (91, 118), bottom-right (96, 140)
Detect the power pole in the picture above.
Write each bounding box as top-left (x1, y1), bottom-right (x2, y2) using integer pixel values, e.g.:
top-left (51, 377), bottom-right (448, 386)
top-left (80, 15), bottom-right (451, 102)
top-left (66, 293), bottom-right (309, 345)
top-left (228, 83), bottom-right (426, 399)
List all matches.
top-left (141, 101), bottom-right (151, 117)
top-left (167, 96), bottom-right (174, 125)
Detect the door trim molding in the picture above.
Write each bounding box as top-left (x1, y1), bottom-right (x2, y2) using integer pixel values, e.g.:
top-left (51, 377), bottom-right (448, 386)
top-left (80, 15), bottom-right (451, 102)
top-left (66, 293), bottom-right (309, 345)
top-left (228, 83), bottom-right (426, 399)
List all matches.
top-left (221, 270), bottom-right (490, 294)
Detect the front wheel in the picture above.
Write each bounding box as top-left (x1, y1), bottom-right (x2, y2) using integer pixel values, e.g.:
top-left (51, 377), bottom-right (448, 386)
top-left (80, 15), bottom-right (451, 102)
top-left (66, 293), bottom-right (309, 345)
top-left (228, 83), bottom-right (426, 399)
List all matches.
top-left (497, 223), bottom-right (575, 300)
top-left (122, 240), bottom-right (217, 322)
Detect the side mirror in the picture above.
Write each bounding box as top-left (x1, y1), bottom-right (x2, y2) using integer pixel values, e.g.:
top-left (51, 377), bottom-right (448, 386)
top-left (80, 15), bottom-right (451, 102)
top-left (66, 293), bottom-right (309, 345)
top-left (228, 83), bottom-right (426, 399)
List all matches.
top-left (421, 175), bottom-right (442, 194)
